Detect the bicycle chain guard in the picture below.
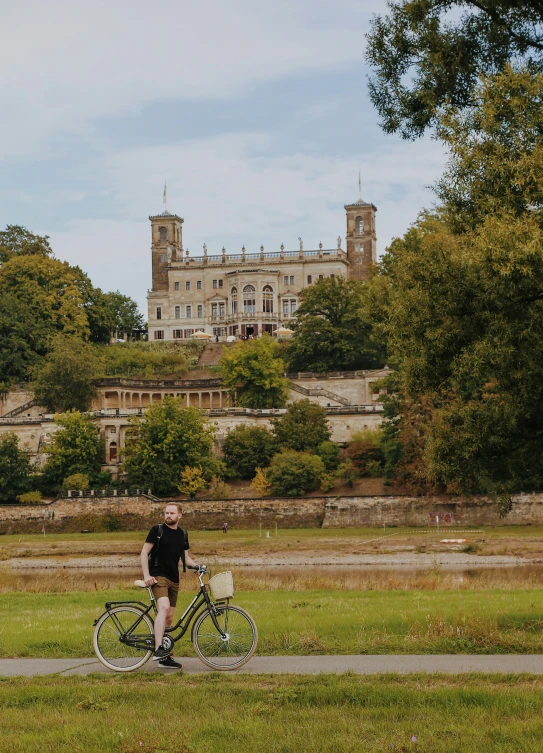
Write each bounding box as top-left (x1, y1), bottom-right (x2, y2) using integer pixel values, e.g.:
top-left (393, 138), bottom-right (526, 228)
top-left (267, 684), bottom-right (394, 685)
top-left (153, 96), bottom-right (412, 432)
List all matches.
top-left (162, 634), bottom-right (174, 652)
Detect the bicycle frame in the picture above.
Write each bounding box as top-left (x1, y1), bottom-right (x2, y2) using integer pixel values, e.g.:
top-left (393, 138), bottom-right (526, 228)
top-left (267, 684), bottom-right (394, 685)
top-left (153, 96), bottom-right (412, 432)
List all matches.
top-left (97, 570), bottom-right (227, 650)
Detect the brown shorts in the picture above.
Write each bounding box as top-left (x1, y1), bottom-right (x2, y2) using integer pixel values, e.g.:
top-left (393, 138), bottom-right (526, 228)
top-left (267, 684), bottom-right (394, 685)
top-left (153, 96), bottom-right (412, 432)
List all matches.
top-left (151, 576), bottom-right (179, 607)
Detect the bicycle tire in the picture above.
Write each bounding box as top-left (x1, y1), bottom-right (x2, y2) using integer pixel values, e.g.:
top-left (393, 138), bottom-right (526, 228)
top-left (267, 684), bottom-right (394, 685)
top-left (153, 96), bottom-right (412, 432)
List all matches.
top-left (93, 606), bottom-right (154, 672)
top-left (192, 605), bottom-right (258, 670)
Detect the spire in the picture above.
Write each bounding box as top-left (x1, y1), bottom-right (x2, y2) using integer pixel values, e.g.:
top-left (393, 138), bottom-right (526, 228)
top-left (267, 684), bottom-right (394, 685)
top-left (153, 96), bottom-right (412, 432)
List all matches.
top-left (358, 168), bottom-right (362, 201)
top-left (163, 181), bottom-right (167, 212)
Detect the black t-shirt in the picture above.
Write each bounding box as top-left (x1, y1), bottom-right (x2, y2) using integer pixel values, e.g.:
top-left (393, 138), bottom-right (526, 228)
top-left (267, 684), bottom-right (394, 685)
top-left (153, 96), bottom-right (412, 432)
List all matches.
top-left (145, 524), bottom-right (190, 583)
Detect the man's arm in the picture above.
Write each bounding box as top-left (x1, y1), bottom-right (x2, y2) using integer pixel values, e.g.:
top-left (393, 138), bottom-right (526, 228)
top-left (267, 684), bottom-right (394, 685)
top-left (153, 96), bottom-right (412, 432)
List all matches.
top-left (184, 552), bottom-right (200, 569)
top-left (140, 542), bottom-right (157, 587)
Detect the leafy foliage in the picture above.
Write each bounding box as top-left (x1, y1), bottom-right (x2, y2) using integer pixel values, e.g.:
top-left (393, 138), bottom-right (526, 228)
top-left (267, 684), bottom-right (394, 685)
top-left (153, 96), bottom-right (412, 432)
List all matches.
top-left (366, 1), bottom-right (543, 139)
top-left (222, 424), bottom-right (277, 479)
top-left (17, 491), bottom-right (42, 504)
top-left (103, 291), bottom-right (145, 338)
top-left (207, 477), bottom-right (232, 499)
top-left (271, 399), bottom-right (331, 452)
top-left (285, 276), bottom-right (386, 373)
top-left (32, 335), bottom-right (104, 413)
top-left (218, 336), bottom-right (289, 408)
top-left (251, 467), bottom-right (272, 496)
top-left (266, 450), bottom-right (326, 497)
top-left (95, 341), bottom-right (197, 379)
top-left (315, 440), bottom-right (341, 471)
top-left (178, 467), bottom-right (207, 499)
top-left (122, 398), bottom-right (216, 496)
top-left (0, 432), bottom-right (33, 502)
top-left (0, 225), bottom-right (53, 263)
top-left (62, 473), bottom-right (90, 491)
top-left (42, 413), bottom-right (104, 489)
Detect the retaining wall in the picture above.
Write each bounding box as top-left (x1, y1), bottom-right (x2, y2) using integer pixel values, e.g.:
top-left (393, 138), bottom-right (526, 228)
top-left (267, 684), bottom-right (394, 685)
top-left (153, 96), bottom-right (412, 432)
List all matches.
top-left (2, 492), bottom-right (543, 533)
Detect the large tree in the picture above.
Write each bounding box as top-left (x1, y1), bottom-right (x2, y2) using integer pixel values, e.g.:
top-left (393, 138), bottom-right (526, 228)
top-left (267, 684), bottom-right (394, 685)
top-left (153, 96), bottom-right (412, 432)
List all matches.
top-left (0, 432), bottom-right (33, 503)
top-left (222, 424), bottom-right (278, 479)
top-left (369, 73), bottom-right (543, 495)
top-left (42, 412), bottom-right (104, 488)
top-left (366, 1), bottom-right (543, 139)
top-left (285, 276), bottom-right (386, 373)
top-left (103, 291), bottom-right (145, 339)
top-left (218, 335), bottom-right (289, 409)
top-left (32, 335), bottom-right (104, 413)
top-left (123, 398), bottom-right (216, 496)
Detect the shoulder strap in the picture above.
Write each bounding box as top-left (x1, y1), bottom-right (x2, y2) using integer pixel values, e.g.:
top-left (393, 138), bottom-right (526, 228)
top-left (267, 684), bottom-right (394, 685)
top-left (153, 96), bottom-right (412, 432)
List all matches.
top-left (180, 528), bottom-right (187, 573)
top-left (153, 523), bottom-right (164, 568)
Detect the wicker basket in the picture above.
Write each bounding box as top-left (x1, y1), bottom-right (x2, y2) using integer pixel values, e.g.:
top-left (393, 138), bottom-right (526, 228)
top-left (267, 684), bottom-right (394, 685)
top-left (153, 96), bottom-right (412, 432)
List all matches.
top-left (208, 571), bottom-right (234, 601)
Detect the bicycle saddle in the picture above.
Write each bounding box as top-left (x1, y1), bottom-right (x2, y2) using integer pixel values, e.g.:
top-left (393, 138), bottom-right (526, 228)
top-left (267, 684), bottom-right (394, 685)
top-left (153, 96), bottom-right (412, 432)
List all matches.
top-left (134, 580), bottom-right (148, 588)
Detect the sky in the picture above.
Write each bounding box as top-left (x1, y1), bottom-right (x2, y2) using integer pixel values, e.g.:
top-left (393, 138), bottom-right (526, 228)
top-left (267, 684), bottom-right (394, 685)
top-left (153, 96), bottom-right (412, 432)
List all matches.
top-left (0, 0), bottom-right (448, 316)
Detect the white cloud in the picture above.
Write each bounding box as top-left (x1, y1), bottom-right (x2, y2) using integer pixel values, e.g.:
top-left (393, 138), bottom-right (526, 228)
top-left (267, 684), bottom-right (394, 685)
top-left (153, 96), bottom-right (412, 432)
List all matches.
top-left (0, 0), bottom-right (387, 162)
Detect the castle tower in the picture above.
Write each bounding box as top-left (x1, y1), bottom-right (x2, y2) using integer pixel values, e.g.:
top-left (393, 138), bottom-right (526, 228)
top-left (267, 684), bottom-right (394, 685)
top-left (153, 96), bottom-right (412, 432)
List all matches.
top-left (345, 196), bottom-right (377, 281)
top-left (149, 210), bottom-right (183, 292)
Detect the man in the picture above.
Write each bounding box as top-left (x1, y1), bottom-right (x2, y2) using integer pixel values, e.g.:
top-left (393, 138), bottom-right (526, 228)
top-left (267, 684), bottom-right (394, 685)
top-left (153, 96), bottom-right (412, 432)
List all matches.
top-left (140, 503), bottom-right (200, 669)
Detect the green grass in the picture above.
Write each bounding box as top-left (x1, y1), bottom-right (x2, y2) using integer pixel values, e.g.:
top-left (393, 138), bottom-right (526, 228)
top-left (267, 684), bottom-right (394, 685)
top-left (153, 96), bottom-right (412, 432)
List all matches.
top-left (2, 588), bottom-right (543, 658)
top-left (2, 673), bottom-right (543, 752)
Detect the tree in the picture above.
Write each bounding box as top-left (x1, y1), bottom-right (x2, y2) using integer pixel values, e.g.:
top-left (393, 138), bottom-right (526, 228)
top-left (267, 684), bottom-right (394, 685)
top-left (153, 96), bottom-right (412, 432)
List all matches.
top-left (366, 1), bottom-right (543, 139)
top-left (62, 473), bottom-right (90, 490)
top-left (251, 467), bottom-right (272, 496)
top-left (271, 399), bottom-right (331, 452)
top-left (222, 424), bottom-right (277, 479)
top-left (178, 467), bottom-right (207, 499)
top-left (284, 276), bottom-right (386, 373)
top-left (43, 412), bottom-right (104, 488)
top-left (0, 432), bottom-right (33, 502)
top-left (315, 440), bottom-right (340, 471)
top-left (32, 335), bottom-right (104, 413)
top-left (266, 450), bottom-right (325, 497)
top-left (123, 398), bottom-right (216, 496)
top-left (218, 335), bottom-right (289, 408)
top-left (103, 291), bottom-right (145, 339)
top-left (0, 293), bottom-right (48, 380)
top-left (0, 225), bottom-right (53, 263)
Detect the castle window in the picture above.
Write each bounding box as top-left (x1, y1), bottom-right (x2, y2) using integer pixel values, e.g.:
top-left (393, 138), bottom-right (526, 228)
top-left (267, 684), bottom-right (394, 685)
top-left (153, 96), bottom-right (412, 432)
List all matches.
top-left (262, 285), bottom-right (273, 313)
top-left (174, 282), bottom-right (180, 291)
top-left (307, 275), bottom-right (312, 284)
top-left (197, 280), bottom-right (202, 289)
top-left (243, 285), bottom-right (256, 314)
top-left (109, 442), bottom-right (118, 463)
top-left (219, 302), bottom-right (225, 317)
top-left (159, 226), bottom-right (168, 243)
top-left (282, 299), bottom-right (289, 316)
top-left (211, 303), bottom-right (218, 318)
top-left (159, 254), bottom-right (167, 263)
top-left (185, 281), bottom-right (190, 291)
top-left (197, 305), bottom-right (203, 318)
top-left (175, 306), bottom-right (180, 319)
top-left (231, 287), bottom-right (237, 314)
top-left (290, 299), bottom-right (297, 314)
top-left (156, 307), bottom-right (162, 320)
top-left (289, 276), bottom-right (294, 285)
top-left (154, 330), bottom-right (164, 340)
top-left (356, 216), bottom-right (364, 234)
top-left (283, 276), bottom-right (288, 285)
top-left (173, 329), bottom-right (182, 339)
top-left (186, 305), bottom-right (192, 318)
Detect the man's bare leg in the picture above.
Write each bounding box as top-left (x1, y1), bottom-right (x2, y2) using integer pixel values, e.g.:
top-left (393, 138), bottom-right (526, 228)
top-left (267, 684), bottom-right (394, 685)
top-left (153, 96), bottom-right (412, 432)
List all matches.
top-left (154, 596), bottom-right (170, 649)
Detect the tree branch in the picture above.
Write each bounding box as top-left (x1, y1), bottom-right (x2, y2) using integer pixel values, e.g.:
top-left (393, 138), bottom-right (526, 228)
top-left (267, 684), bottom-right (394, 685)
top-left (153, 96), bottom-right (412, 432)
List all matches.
top-left (468, 0), bottom-right (543, 51)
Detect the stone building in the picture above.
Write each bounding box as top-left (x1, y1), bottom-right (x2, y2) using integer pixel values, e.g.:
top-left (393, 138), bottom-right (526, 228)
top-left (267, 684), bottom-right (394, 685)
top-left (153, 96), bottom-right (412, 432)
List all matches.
top-left (147, 196), bottom-right (377, 341)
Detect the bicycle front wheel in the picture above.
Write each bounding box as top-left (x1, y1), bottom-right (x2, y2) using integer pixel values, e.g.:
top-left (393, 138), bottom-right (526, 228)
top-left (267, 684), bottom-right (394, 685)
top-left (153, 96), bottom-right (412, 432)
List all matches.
top-left (193, 605), bottom-right (258, 670)
top-left (93, 606), bottom-right (154, 672)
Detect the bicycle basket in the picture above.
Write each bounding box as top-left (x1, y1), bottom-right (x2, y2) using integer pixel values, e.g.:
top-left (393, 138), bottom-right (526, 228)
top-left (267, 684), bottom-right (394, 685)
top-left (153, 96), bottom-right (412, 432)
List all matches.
top-left (208, 571), bottom-right (234, 601)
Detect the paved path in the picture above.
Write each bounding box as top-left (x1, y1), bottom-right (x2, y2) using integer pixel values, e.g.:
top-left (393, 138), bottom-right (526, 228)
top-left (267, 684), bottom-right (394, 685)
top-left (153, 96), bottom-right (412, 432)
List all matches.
top-left (3, 656), bottom-right (543, 677)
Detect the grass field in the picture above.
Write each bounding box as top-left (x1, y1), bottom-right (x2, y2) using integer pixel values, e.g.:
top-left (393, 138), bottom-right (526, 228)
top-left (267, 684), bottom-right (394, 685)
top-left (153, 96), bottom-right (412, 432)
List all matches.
top-left (2, 673), bottom-right (543, 752)
top-left (2, 587), bottom-right (543, 657)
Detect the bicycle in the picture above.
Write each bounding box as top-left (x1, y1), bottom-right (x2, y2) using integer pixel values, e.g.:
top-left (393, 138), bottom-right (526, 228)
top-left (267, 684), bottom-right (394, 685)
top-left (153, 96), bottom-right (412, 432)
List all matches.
top-left (92, 565), bottom-right (258, 672)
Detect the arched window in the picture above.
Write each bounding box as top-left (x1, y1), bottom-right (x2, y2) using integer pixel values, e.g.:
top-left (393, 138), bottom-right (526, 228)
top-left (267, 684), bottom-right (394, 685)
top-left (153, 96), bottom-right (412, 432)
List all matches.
top-left (231, 287), bottom-right (237, 315)
top-left (243, 285), bottom-right (256, 314)
top-left (355, 216), bottom-right (364, 234)
top-left (262, 285), bottom-right (273, 313)
top-left (159, 226), bottom-right (168, 243)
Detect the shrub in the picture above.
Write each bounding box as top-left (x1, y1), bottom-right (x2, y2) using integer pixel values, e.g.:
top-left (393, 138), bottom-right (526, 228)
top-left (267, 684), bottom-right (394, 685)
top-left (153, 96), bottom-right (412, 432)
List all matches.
top-left (336, 459), bottom-right (359, 488)
top-left (271, 400), bottom-right (331, 452)
top-left (222, 424), bottom-right (277, 479)
top-left (0, 432), bottom-right (33, 503)
top-left (102, 514), bottom-right (122, 532)
top-left (178, 467), bottom-right (207, 500)
top-left (207, 477), bottom-right (232, 499)
top-left (17, 491), bottom-right (42, 504)
top-left (343, 438), bottom-right (383, 476)
top-left (251, 467), bottom-right (272, 497)
top-left (319, 473), bottom-right (336, 493)
top-left (62, 473), bottom-right (89, 491)
top-left (267, 451), bottom-right (326, 497)
top-left (316, 440), bottom-right (340, 471)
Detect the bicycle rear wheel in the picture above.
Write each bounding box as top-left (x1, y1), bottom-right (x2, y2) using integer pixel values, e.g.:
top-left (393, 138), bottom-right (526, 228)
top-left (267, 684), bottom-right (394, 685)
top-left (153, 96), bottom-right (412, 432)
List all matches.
top-left (193, 605), bottom-right (258, 670)
top-left (93, 606), bottom-right (154, 672)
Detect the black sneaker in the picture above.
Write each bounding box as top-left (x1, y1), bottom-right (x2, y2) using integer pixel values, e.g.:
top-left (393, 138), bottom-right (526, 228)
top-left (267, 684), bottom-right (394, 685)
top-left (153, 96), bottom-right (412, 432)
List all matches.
top-left (151, 645), bottom-right (170, 660)
top-left (159, 656), bottom-right (182, 669)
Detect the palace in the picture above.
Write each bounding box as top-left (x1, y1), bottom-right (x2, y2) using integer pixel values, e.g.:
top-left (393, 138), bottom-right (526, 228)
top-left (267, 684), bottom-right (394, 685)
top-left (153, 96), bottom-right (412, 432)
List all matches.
top-left (147, 196), bottom-right (377, 341)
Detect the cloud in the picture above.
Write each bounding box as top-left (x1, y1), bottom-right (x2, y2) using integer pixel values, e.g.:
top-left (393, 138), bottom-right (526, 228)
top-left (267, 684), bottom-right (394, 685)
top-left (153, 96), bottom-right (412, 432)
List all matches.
top-left (0, 0), bottom-right (387, 162)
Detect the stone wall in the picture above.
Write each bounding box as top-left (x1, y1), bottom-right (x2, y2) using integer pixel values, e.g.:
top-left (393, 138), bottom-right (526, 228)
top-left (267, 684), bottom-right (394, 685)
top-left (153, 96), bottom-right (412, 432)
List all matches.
top-left (3, 492), bottom-right (543, 533)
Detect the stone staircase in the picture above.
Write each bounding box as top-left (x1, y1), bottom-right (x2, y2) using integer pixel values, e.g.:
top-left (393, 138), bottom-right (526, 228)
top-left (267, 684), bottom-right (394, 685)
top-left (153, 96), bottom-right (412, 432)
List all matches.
top-left (288, 382), bottom-right (350, 406)
top-left (1, 398), bottom-right (39, 418)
